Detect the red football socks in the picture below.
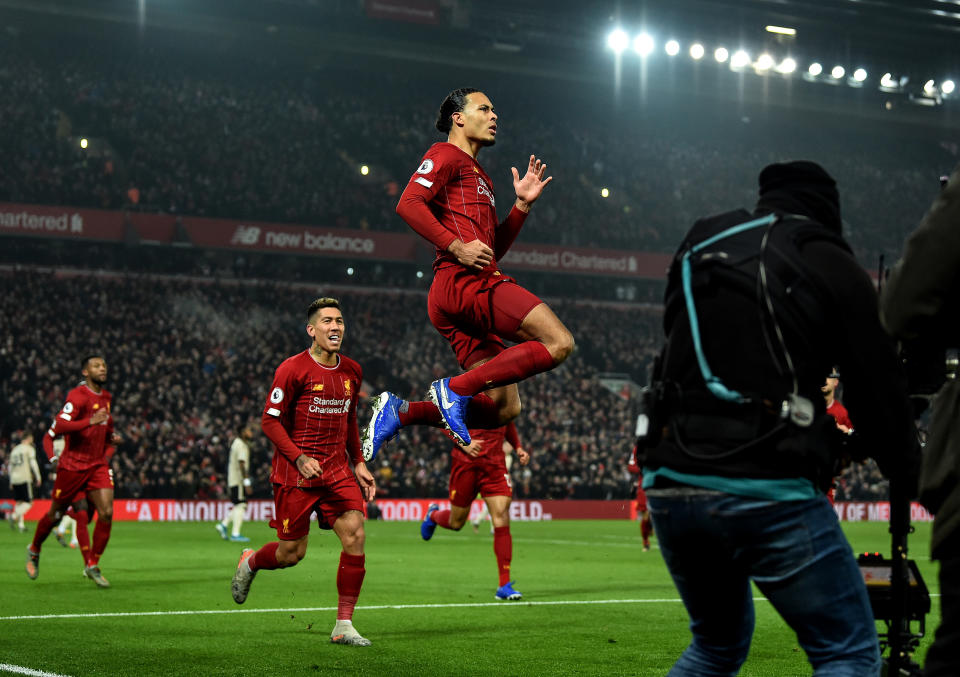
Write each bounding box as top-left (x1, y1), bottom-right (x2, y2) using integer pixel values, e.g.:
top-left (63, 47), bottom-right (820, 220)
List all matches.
top-left (249, 541), bottom-right (281, 571)
top-left (493, 526), bottom-right (512, 586)
top-left (641, 515), bottom-right (654, 546)
top-left (75, 510), bottom-right (91, 566)
top-left (398, 400), bottom-right (443, 427)
top-left (89, 519), bottom-right (111, 566)
top-left (336, 552), bottom-right (366, 621)
top-left (431, 509), bottom-right (452, 529)
top-left (31, 514), bottom-right (55, 553)
top-left (449, 341), bottom-right (555, 396)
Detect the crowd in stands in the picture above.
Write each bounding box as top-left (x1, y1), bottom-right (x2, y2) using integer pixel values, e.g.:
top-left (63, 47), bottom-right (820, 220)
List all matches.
top-left (0, 269), bottom-right (890, 503)
top-left (1, 29), bottom-right (954, 267)
top-left (0, 271), bottom-right (659, 503)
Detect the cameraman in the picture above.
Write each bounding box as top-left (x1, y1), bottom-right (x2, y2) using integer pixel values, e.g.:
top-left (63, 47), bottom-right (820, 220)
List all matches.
top-left (881, 165), bottom-right (960, 677)
top-left (642, 161), bottom-right (919, 676)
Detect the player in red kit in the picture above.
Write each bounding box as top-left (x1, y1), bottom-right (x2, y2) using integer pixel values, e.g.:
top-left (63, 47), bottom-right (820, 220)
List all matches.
top-left (231, 297), bottom-right (376, 647)
top-left (420, 421), bottom-right (530, 600)
top-left (627, 446), bottom-right (654, 551)
top-left (25, 356), bottom-right (119, 588)
top-left (363, 88), bottom-right (574, 461)
top-left (823, 367), bottom-right (853, 432)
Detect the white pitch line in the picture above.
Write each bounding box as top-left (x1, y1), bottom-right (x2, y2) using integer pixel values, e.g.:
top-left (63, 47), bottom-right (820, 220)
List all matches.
top-left (0, 592), bottom-right (939, 623)
top-left (0, 598), bottom-right (684, 622)
top-left (0, 664), bottom-right (74, 677)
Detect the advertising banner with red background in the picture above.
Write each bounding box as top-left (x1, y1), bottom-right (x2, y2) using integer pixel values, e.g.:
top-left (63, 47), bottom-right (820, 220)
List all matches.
top-left (0, 202), bottom-right (671, 279)
top-left (21, 499), bottom-right (636, 522)
top-left (19, 499), bottom-right (928, 522)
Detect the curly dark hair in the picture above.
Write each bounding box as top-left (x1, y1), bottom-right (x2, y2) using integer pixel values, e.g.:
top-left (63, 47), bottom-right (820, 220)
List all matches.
top-left (436, 87), bottom-right (480, 134)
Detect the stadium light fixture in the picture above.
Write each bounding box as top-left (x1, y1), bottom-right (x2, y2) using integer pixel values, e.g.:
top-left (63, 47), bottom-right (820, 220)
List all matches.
top-left (633, 33), bottom-right (655, 56)
top-left (777, 57), bottom-right (797, 74)
top-left (730, 50), bottom-right (751, 69)
top-left (765, 25), bottom-right (797, 36)
top-left (880, 72), bottom-right (896, 88)
top-left (360, 165), bottom-right (370, 176)
top-left (924, 79), bottom-right (937, 95)
top-left (756, 54), bottom-right (774, 71)
top-left (665, 40), bottom-right (680, 56)
top-left (416, 270), bottom-right (424, 279)
top-left (831, 65), bottom-right (845, 79)
top-left (601, 188), bottom-right (610, 198)
top-left (714, 47), bottom-right (729, 63)
top-left (689, 43), bottom-right (705, 60)
top-left (347, 267), bottom-right (354, 276)
top-left (80, 138), bottom-right (88, 149)
top-left (606, 29), bottom-right (629, 54)
top-left (853, 68), bottom-right (867, 82)
top-left (808, 62), bottom-right (823, 76)
top-left (943, 80), bottom-right (956, 95)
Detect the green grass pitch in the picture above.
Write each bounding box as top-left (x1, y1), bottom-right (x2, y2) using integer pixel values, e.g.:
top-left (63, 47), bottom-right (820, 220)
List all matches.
top-left (0, 519), bottom-right (940, 676)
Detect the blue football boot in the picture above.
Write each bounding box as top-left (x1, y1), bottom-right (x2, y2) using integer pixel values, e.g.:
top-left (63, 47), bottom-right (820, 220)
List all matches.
top-left (362, 392), bottom-right (402, 462)
top-left (495, 581), bottom-right (522, 601)
top-left (421, 503), bottom-right (439, 541)
top-left (428, 378), bottom-right (472, 446)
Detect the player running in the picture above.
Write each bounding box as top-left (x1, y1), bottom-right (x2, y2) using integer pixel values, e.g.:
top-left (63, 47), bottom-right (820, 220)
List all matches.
top-left (420, 421), bottom-right (529, 600)
top-left (216, 425), bottom-right (254, 543)
top-left (363, 88), bottom-right (573, 461)
top-left (231, 297), bottom-right (376, 647)
top-left (26, 355), bottom-right (120, 588)
top-left (627, 446), bottom-right (654, 552)
top-left (7, 433), bottom-right (41, 533)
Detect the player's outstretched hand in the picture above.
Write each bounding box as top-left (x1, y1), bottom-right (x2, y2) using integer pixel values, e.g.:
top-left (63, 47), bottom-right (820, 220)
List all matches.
top-left (448, 238), bottom-right (494, 270)
top-left (354, 461), bottom-right (376, 502)
top-left (460, 439), bottom-right (484, 457)
top-left (512, 154), bottom-right (553, 208)
top-left (517, 447), bottom-right (530, 466)
top-left (295, 454), bottom-right (322, 479)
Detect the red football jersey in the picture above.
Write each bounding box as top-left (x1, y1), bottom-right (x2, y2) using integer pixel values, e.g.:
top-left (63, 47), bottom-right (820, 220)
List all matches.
top-left (403, 142), bottom-right (500, 271)
top-left (50, 384), bottom-right (114, 472)
top-left (827, 399), bottom-right (853, 430)
top-left (262, 351), bottom-right (363, 488)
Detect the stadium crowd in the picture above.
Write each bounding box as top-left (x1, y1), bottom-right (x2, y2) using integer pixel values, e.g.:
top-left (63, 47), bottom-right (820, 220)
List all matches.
top-left (0, 269), bottom-right (890, 503)
top-left (1, 34), bottom-right (952, 266)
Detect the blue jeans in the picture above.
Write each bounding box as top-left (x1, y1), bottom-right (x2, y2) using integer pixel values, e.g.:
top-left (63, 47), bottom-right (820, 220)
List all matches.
top-left (648, 491), bottom-right (880, 676)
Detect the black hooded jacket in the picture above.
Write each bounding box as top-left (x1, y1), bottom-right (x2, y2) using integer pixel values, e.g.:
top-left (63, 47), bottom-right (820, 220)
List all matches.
top-left (644, 162), bottom-right (917, 486)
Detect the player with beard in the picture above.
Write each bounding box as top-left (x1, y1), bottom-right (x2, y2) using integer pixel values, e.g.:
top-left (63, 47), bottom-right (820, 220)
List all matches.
top-left (363, 88), bottom-right (573, 462)
top-left (26, 355), bottom-right (120, 588)
top-left (231, 297), bottom-right (376, 647)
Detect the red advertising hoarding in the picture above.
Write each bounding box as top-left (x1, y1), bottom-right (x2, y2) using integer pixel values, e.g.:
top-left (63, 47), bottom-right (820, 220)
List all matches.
top-left (16, 499), bottom-right (929, 522)
top-left (0, 201), bottom-right (671, 279)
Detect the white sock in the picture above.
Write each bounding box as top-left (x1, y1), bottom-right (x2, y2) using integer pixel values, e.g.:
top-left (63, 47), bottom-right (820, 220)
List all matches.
top-left (231, 505), bottom-right (245, 536)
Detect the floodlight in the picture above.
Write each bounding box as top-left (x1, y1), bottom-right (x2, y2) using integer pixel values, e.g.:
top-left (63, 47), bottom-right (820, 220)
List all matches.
top-left (360, 165), bottom-right (369, 176)
top-left (347, 267), bottom-right (354, 276)
top-left (689, 43), bottom-right (705, 60)
top-left (715, 47), bottom-right (729, 63)
top-left (730, 50), bottom-right (751, 69)
top-left (777, 58), bottom-right (797, 74)
top-left (831, 65), bottom-right (845, 79)
top-left (943, 80), bottom-right (956, 95)
top-left (756, 54), bottom-right (774, 71)
top-left (765, 25), bottom-right (796, 36)
top-left (880, 73), bottom-right (896, 88)
top-left (665, 40), bottom-right (680, 56)
top-left (924, 79), bottom-right (937, 95)
top-left (416, 271), bottom-right (424, 279)
top-left (601, 188), bottom-right (610, 198)
top-left (808, 62), bottom-right (822, 76)
top-left (606, 29), bottom-right (629, 53)
top-left (633, 33), bottom-right (655, 56)
top-left (853, 68), bottom-right (867, 82)
top-left (80, 138), bottom-right (88, 149)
